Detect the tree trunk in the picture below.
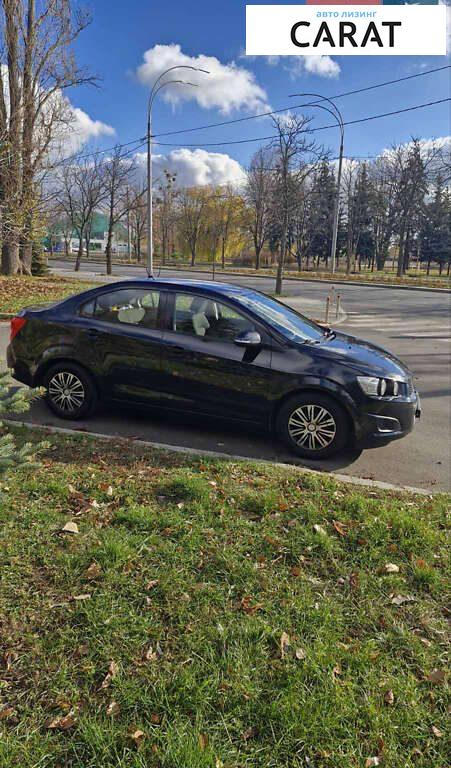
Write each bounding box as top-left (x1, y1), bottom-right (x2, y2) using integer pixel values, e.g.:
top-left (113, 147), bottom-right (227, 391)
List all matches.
top-left (1, 241), bottom-right (20, 275)
top-left (75, 234), bottom-right (83, 271)
top-left (105, 230), bottom-right (113, 275)
top-left (20, 241), bottom-right (33, 275)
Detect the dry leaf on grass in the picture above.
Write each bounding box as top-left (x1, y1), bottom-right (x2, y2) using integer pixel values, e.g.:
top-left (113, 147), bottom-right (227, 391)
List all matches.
top-left (332, 520), bottom-right (347, 537)
top-left (295, 647), bottom-right (306, 661)
top-left (72, 594), bottom-right (91, 601)
top-left (106, 701), bottom-right (120, 716)
top-left (129, 729), bottom-right (145, 747)
top-left (384, 563), bottom-right (400, 573)
top-left (313, 524), bottom-right (327, 536)
top-left (426, 669), bottom-right (445, 684)
top-left (280, 631), bottom-right (290, 659)
top-left (47, 713), bottom-right (76, 731)
top-left (198, 733), bottom-right (209, 751)
top-left (146, 579), bottom-right (159, 590)
top-left (0, 706), bottom-right (16, 721)
top-left (100, 660), bottom-right (119, 689)
top-left (391, 594), bottom-right (415, 606)
top-left (84, 562), bottom-right (102, 580)
top-left (365, 758), bottom-right (380, 767)
top-left (61, 521), bottom-right (79, 534)
top-left (431, 725), bottom-right (443, 738)
top-left (384, 689), bottom-right (395, 706)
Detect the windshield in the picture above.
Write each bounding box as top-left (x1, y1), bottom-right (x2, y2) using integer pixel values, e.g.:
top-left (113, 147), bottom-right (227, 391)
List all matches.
top-left (232, 292), bottom-right (324, 343)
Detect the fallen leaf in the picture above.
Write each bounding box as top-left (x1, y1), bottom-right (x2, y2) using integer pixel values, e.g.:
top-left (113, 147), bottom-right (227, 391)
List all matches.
top-left (106, 486), bottom-right (113, 496)
top-left (240, 596), bottom-right (263, 614)
top-left (384, 563), bottom-right (400, 573)
top-left (365, 758), bottom-right (380, 767)
top-left (150, 713), bottom-right (161, 724)
top-left (431, 725), bottom-right (443, 738)
top-left (61, 521), bottom-right (79, 534)
top-left (332, 520), bottom-right (347, 537)
top-left (0, 706), bottom-right (15, 721)
top-left (145, 645), bottom-right (158, 662)
top-left (313, 524), bottom-right (327, 536)
top-left (295, 647), bottom-right (306, 660)
top-left (280, 631), bottom-right (290, 659)
top-left (426, 669), bottom-right (445, 684)
top-left (84, 562), bottom-right (102, 580)
top-left (100, 660), bottom-right (119, 689)
top-left (129, 728), bottom-right (145, 747)
top-left (384, 689), bottom-right (395, 706)
top-left (391, 594), bottom-right (415, 606)
top-left (146, 579), bottom-right (159, 590)
top-left (241, 726), bottom-right (256, 741)
top-left (290, 566), bottom-right (302, 577)
top-left (90, 499), bottom-right (100, 509)
top-left (72, 593), bottom-right (91, 601)
top-left (332, 664), bottom-right (342, 681)
top-left (47, 713), bottom-right (76, 731)
top-left (198, 733), bottom-right (209, 751)
top-left (106, 701), bottom-right (120, 716)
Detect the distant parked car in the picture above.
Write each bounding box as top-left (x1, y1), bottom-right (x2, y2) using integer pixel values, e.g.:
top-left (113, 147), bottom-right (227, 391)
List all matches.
top-left (7, 279), bottom-right (421, 459)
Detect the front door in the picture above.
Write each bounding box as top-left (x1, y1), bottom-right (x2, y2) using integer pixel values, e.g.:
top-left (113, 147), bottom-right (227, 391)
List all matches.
top-left (159, 291), bottom-right (274, 423)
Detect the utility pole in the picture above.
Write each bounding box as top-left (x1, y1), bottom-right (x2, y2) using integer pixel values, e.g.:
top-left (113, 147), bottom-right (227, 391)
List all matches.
top-left (146, 66), bottom-right (209, 278)
top-left (288, 92), bottom-right (344, 274)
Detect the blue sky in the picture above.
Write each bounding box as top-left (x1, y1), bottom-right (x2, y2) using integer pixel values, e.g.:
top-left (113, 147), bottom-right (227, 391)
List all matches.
top-left (70, 0), bottom-right (450, 182)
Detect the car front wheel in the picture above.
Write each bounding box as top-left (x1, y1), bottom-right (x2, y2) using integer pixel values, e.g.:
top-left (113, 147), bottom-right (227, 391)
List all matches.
top-left (276, 392), bottom-right (349, 459)
top-left (43, 363), bottom-right (97, 420)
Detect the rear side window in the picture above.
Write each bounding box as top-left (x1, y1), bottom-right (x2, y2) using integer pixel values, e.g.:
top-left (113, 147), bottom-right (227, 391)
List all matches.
top-left (80, 289), bottom-right (161, 329)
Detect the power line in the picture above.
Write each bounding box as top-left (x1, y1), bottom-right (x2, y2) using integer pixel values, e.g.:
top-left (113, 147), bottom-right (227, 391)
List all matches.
top-left (151, 98), bottom-right (450, 148)
top-left (55, 64), bottom-right (450, 164)
top-left (151, 64), bottom-right (451, 139)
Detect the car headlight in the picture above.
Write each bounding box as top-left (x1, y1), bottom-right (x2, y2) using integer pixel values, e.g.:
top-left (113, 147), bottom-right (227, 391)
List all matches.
top-left (357, 376), bottom-right (400, 397)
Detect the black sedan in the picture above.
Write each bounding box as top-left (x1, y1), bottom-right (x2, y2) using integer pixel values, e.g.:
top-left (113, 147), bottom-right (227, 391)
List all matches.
top-left (7, 279), bottom-right (421, 459)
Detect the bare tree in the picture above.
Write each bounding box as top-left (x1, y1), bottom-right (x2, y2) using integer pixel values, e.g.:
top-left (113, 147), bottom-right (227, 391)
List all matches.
top-left (128, 184), bottom-right (146, 261)
top-left (154, 169), bottom-right (177, 264)
top-left (57, 156), bottom-right (106, 271)
top-left (178, 187), bottom-right (206, 266)
top-left (102, 145), bottom-right (135, 274)
top-left (245, 148), bottom-right (273, 270)
top-left (269, 115), bottom-right (326, 295)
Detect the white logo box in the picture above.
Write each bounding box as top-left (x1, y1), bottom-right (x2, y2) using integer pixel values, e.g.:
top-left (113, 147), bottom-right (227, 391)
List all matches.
top-left (246, 5), bottom-right (447, 56)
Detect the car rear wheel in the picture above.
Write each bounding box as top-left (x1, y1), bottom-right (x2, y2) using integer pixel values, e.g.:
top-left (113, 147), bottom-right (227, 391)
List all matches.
top-left (276, 392), bottom-right (349, 459)
top-left (43, 363), bottom-right (97, 420)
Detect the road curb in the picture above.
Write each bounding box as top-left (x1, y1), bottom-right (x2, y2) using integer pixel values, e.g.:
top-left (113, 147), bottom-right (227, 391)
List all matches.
top-left (3, 418), bottom-right (434, 496)
top-left (49, 259), bottom-right (450, 293)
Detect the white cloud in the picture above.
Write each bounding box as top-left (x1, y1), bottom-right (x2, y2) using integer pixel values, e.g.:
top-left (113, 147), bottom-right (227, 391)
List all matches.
top-left (68, 107), bottom-right (115, 149)
top-left (261, 55), bottom-right (340, 79)
top-left (135, 43), bottom-right (270, 115)
top-left (135, 148), bottom-right (246, 188)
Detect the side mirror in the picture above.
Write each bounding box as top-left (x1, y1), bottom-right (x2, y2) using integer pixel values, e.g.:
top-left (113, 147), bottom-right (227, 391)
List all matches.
top-left (234, 330), bottom-right (262, 347)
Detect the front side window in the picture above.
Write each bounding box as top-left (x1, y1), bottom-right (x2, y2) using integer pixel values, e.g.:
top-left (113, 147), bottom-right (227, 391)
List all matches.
top-left (172, 293), bottom-right (256, 342)
top-left (232, 291), bottom-right (324, 343)
top-left (88, 289), bottom-right (161, 329)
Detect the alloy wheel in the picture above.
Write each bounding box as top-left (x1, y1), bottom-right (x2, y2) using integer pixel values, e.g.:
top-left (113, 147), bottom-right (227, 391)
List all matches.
top-left (288, 404), bottom-right (337, 451)
top-left (48, 372), bottom-right (85, 413)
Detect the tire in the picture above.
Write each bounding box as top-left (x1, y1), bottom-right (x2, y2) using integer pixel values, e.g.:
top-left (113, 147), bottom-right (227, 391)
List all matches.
top-left (43, 362), bottom-right (98, 420)
top-left (276, 392), bottom-right (350, 459)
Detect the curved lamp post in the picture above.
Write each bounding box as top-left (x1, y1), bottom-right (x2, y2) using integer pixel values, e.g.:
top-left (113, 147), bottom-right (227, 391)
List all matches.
top-left (146, 65), bottom-right (209, 277)
top-left (289, 92), bottom-right (344, 275)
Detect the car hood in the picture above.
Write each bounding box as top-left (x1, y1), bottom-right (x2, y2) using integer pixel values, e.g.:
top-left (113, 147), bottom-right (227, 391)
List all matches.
top-left (307, 330), bottom-right (411, 379)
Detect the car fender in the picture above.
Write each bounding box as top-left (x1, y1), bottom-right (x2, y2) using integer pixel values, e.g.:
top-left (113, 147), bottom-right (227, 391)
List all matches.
top-left (271, 375), bottom-right (359, 431)
top-left (33, 344), bottom-right (94, 386)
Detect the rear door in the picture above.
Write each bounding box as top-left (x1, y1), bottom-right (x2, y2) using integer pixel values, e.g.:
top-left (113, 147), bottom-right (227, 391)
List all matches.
top-left (159, 291), bottom-right (275, 423)
top-left (78, 286), bottom-right (165, 406)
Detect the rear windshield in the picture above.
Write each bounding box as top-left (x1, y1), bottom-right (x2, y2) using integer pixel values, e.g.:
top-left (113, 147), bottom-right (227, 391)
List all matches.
top-left (232, 292), bottom-right (324, 343)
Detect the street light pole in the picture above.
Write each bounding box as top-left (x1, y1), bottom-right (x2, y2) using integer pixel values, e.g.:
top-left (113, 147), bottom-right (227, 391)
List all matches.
top-left (288, 92), bottom-right (344, 274)
top-left (146, 65), bottom-right (209, 278)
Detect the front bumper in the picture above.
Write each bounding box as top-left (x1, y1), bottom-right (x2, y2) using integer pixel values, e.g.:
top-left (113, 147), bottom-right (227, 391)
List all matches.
top-left (355, 391), bottom-right (421, 448)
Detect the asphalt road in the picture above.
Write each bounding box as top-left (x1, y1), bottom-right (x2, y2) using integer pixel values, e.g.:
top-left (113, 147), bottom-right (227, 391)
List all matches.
top-left (2, 260), bottom-right (450, 491)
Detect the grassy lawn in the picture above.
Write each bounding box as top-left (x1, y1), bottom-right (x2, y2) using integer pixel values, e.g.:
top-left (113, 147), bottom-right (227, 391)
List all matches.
top-left (0, 276), bottom-right (98, 315)
top-left (0, 429), bottom-right (449, 768)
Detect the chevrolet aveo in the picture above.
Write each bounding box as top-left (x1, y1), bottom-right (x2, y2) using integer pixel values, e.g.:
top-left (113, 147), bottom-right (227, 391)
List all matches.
top-left (7, 279), bottom-right (421, 459)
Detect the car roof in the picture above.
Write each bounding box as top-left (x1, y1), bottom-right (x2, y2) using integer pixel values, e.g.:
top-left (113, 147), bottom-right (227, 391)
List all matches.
top-left (84, 278), bottom-right (254, 297)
